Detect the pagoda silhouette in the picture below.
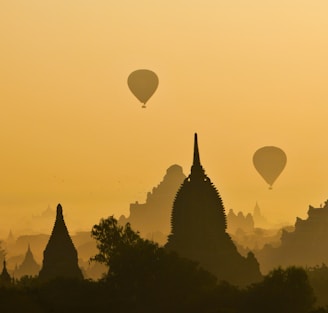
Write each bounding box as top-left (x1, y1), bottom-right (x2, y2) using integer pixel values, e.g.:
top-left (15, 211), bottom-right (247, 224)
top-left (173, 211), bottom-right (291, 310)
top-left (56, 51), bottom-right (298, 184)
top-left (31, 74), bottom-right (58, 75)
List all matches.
top-left (15, 245), bottom-right (40, 279)
top-left (0, 260), bottom-right (12, 286)
top-left (166, 134), bottom-right (262, 286)
top-left (38, 204), bottom-right (83, 281)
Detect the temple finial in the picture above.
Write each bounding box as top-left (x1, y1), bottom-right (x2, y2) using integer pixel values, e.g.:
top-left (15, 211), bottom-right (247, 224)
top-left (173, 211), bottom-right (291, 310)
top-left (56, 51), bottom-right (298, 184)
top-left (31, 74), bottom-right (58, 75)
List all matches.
top-left (57, 204), bottom-right (63, 217)
top-left (193, 133), bottom-right (201, 166)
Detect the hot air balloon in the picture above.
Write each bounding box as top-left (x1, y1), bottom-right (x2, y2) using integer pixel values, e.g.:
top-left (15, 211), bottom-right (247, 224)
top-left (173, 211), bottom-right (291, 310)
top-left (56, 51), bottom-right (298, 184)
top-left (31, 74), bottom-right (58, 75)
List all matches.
top-left (127, 69), bottom-right (159, 108)
top-left (253, 146), bottom-right (287, 189)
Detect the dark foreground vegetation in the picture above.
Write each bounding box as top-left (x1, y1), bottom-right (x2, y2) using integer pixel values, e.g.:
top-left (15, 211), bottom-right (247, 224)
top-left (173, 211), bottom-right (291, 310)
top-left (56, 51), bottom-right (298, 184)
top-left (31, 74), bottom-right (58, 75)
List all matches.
top-left (1, 267), bottom-right (327, 313)
top-left (1, 216), bottom-right (328, 313)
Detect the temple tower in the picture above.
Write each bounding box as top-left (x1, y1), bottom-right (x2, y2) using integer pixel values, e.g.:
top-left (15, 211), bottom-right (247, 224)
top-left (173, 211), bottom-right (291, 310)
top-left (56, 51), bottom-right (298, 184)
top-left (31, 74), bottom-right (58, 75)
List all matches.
top-left (166, 134), bottom-right (262, 285)
top-left (15, 245), bottom-right (40, 279)
top-left (0, 260), bottom-right (12, 286)
top-left (39, 204), bottom-right (83, 281)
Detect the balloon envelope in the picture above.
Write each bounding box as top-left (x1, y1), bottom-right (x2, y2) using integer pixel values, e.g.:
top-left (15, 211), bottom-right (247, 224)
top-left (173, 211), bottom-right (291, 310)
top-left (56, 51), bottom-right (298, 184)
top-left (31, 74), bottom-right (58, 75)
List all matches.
top-left (253, 146), bottom-right (287, 188)
top-left (127, 69), bottom-right (159, 107)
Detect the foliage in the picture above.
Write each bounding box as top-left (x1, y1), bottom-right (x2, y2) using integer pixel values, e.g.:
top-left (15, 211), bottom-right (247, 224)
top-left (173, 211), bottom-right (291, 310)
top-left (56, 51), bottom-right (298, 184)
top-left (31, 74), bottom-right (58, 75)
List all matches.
top-left (0, 265), bottom-right (324, 313)
top-left (307, 264), bottom-right (328, 308)
top-left (90, 215), bottom-right (219, 312)
top-left (244, 266), bottom-right (316, 313)
top-left (0, 217), bottom-right (324, 312)
top-left (89, 216), bottom-right (322, 313)
top-left (90, 216), bottom-right (141, 272)
top-left (14, 275), bottom-right (40, 289)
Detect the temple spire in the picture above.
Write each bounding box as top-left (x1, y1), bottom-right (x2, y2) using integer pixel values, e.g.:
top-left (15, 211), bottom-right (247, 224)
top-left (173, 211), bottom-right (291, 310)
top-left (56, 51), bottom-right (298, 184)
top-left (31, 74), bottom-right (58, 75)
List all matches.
top-left (191, 133), bottom-right (205, 177)
top-left (57, 203), bottom-right (63, 218)
top-left (193, 133), bottom-right (201, 166)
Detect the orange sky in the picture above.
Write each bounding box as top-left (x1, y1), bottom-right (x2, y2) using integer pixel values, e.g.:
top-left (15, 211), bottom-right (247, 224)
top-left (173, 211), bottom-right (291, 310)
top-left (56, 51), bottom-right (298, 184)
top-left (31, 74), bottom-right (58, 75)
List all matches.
top-left (1, 1), bottom-right (328, 237)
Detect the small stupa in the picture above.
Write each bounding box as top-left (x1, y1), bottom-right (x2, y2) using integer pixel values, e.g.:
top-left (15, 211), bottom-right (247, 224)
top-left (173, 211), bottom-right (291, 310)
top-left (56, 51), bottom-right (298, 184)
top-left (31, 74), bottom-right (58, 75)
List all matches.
top-left (38, 204), bottom-right (83, 281)
top-left (0, 260), bottom-right (12, 286)
top-left (15, 245), bottom-right (40, 279)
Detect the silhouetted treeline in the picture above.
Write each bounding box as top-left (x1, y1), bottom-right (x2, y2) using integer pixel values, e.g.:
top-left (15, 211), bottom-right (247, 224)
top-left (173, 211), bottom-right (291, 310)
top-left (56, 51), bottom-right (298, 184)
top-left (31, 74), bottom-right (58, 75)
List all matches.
top-left (1, 216), bottom-right (327, 312)
top-left (0, 266), bottom-right (326, 313)
top-left (2, 202), bottom-right (328, 310)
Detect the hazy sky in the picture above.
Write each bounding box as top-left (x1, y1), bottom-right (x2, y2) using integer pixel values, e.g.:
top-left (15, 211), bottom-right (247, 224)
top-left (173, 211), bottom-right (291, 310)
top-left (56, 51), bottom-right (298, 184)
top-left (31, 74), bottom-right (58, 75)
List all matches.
top-left (1, 1), bottom-right (328, 236)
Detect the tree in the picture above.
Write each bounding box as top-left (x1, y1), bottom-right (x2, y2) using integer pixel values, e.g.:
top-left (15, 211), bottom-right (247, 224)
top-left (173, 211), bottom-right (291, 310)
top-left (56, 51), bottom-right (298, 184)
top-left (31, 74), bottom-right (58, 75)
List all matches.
top-left (90, 216), bottom-right (144, 276)
top-left (90, 216), bottom-right (219, 313)
top-left (306, 264), bottom-right (328, 308)
top-left (244, 266), bottom-right (316, 313)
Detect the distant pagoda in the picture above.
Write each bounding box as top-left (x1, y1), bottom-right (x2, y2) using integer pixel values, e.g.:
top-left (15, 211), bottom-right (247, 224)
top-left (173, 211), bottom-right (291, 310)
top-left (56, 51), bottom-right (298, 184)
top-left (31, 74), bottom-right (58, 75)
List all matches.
top-left (253, 202), bottom-right (270, 228)
top-left (38, 204), bottom-right (83, 281)
top-left (166, 133), bottom-right (262, 286)
top-left (15, 245), bottom-right (40, 279)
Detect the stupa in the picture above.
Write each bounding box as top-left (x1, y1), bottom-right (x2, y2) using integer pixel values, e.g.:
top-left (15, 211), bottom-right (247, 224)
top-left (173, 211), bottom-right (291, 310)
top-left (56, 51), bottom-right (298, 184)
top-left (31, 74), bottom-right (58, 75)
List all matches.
top-left (15, 245), bottom-right (40, 278)
top-left (0, 260), bottom-right (12, 286)
top-left (166, 134), bottom-right (262, 285)
top-left (38, 204), bottom-right (83, 281)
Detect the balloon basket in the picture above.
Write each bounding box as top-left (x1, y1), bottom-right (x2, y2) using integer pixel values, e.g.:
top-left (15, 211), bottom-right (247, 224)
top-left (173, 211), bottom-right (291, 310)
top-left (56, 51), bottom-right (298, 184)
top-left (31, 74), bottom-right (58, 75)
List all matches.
top-left (142, 104), bottom-right (147, 108)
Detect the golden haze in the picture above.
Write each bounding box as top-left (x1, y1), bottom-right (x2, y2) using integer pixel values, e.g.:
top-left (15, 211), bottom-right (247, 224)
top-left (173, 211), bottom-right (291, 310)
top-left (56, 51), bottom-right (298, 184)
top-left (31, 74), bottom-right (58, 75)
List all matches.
top-left (0, 1), bottom-right (328, 236)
